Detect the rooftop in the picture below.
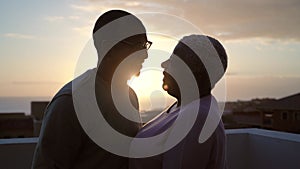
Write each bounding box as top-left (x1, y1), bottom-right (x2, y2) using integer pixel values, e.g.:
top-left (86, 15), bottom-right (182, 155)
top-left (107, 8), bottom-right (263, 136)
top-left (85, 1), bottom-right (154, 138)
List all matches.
top-left (0, 128), bottom-right (299, 169)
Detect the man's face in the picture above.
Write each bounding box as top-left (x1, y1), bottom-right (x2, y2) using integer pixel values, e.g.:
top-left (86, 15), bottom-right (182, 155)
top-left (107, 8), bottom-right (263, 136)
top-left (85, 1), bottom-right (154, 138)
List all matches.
top-left (119, 34), bottom-right (150, 78)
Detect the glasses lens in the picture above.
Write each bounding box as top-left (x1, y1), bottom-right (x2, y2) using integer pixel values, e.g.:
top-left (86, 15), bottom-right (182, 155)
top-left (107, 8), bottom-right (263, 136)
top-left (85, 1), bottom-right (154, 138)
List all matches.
top-left (122, 40), bottom-right (151, 50)
top-left (146, 41), bottom-right (152, 49)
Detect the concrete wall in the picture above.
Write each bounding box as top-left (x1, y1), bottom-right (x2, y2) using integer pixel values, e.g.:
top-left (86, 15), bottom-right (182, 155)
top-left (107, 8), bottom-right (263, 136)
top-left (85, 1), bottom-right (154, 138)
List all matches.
top-left (226, 130), bottom-right (250, 169)
top-left (247, 129), bottom-right (300, 169)
top-left (0, 129), bottom-right (300, 169)
top-left (226, 129), bottom-right (300, 169)
top-left (0, 138), bottom-right (37, 169)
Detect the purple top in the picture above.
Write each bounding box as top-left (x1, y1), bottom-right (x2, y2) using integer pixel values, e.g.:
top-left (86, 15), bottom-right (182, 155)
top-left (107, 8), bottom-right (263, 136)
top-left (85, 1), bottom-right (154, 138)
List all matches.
top-left (129, 95), bottom-right (227, 169)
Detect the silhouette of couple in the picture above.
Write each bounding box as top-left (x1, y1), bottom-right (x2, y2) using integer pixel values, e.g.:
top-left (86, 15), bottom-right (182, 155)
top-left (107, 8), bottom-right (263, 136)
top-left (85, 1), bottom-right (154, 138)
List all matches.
top-left (32, 10), bottom-right (228, 169)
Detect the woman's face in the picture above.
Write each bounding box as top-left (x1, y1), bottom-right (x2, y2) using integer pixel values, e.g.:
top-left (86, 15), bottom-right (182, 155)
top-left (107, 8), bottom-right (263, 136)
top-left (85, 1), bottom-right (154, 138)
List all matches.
top-left (161, 43), bottom-right (203, 101)
top-left (161, 54), bottom-right (181, 98)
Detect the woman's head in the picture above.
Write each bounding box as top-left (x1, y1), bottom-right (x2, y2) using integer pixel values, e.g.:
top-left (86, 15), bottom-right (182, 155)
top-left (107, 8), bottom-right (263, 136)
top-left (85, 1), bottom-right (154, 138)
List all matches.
top-left (161, 35), bottom-right (227, 101)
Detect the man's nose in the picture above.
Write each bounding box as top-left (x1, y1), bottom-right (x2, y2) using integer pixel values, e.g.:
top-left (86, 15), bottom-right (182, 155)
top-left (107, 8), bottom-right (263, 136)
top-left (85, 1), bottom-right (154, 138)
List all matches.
top-left (161, 59), bottom-right (170, 68)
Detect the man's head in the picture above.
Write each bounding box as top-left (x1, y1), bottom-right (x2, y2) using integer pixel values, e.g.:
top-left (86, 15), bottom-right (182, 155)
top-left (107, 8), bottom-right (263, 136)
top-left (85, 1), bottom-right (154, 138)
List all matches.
top-left (161, 35), bottom-right (227, 99)
top-left (93, 10), bottom-right (150, 79)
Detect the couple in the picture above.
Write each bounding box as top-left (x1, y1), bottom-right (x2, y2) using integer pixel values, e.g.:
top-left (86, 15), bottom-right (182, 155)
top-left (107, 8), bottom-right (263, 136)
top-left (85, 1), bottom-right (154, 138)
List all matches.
top-left (32, 10), bottom-right (227, 169)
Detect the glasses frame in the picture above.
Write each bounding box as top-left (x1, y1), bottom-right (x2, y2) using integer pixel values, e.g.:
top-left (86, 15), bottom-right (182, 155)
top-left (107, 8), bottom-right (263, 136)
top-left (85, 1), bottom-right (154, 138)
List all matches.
top-left (122, 40), bottom-right (152, 50)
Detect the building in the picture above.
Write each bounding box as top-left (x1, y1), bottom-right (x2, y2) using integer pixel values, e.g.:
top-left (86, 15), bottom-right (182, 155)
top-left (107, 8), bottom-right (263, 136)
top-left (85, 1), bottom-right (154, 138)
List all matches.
top-left (0, 101), bottom-right (49, 138)
top-left (224, 93), bottom-right (300, 133)
top-left (31, 101), bottom-right (49, 136)
top-left (0, 113), bottom-right (33, 138)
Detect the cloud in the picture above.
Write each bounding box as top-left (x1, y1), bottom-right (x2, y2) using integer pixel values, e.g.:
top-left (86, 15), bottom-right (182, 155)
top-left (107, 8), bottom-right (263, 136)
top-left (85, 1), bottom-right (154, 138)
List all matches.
top-left (225, 75), bottom-right (300, 101)
top-left (72, 1), bottom-right (175, 13)
top-left (69, 15), bottom-right (81, 20)
top-left (12, 81), bottom-right (63, 85)
top-left (71, 4), bottom-right (100, 12)
top-left (44, 15), bottom-right (81, 22)
top-left (124, 1), bottom-right (141, 7)
top-left (76, 0), bottom-right (300, 41)
top-left (3, 33), bottom-right (36, 39)
top-left (72, 26), bottom-right (91, 35)
top-left (44, 16), bottom-right (65, 22)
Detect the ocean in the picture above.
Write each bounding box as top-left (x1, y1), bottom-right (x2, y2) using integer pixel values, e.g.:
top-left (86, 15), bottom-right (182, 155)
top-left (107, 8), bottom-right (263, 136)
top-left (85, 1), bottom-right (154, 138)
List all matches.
top-left (0, 97), bottom-right (163, 121)
top-left (0, 96), bottom-right (226, 123)
top-left (0, 97), bottom-right (51, 115)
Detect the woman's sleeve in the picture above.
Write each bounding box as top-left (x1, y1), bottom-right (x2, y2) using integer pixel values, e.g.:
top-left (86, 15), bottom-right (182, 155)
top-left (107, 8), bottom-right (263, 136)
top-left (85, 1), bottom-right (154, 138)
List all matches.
top-left (163, 125), bottom-right (227, 169)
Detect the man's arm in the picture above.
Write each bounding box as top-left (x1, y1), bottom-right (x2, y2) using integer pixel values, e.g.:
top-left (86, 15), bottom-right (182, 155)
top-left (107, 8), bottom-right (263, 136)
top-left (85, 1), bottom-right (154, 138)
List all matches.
top-left (32, 95), bottom-right (85, 169)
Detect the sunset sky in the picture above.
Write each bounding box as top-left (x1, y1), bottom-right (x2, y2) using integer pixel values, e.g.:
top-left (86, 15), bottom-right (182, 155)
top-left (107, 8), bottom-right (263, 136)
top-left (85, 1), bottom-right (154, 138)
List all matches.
top-left (1, 0), bottom-right (300, 110)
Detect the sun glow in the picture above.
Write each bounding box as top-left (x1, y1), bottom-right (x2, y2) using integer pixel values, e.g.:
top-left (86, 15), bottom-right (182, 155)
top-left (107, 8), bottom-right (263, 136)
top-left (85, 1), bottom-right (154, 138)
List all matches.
top-left (128, 69), bottom-right (175, 112)
top-left (127, 34), bottom-right (178, 111)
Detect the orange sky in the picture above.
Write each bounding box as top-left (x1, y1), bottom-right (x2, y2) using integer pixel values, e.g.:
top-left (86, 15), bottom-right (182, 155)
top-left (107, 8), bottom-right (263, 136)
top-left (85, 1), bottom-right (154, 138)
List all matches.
top-left (1, 0), bottom-right (300, 108)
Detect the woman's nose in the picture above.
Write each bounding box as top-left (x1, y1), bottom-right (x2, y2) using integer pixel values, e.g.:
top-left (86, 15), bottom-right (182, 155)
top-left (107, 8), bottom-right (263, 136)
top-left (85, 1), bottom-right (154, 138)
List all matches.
top-left (161, 59), bottom-right (170, 68)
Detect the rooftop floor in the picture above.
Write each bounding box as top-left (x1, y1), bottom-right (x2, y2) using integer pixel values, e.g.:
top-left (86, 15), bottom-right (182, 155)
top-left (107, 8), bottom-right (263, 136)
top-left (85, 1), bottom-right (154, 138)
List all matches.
top-left (1, 128), bottom-right (300, 169)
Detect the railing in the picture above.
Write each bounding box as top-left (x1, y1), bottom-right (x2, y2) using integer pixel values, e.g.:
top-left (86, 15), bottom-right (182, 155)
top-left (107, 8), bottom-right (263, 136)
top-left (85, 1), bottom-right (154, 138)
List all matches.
top-left (0, 137), bottom-right (37, 169)
top-left (1, 129), bottom-right (300, 169)
top-left (226, 129), bottom-right (300, 169)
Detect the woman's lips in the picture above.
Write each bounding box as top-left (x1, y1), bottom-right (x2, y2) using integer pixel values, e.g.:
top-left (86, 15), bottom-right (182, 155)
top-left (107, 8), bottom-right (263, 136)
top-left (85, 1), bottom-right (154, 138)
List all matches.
top-left (162, 71), bottom-right (166, 81)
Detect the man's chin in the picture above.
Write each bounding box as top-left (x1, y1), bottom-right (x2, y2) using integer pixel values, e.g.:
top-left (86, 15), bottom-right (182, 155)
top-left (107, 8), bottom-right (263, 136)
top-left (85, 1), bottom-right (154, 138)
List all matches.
top-left (129, 71), bottom-right (140, 78)
top-left (135, 71), bottom-right (141, 77)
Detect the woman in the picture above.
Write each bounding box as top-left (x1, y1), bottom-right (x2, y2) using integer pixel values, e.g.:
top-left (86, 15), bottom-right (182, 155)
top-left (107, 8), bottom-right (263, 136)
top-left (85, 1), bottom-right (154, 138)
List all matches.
top-left (129, 35), bottom-right (228, 169)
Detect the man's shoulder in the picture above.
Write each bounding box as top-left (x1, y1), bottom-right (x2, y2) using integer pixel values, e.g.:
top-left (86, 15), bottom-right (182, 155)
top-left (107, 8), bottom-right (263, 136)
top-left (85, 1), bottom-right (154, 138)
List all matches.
top-left (50, 69), bottom-right (96, 102)
top-left (53, 81), bottom-right (73, 99)
top-left (44, 82), bottom-right (74, 116)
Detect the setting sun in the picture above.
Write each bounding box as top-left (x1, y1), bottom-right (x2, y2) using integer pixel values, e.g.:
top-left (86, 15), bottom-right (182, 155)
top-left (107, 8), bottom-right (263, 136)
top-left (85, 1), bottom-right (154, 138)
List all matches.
top-left (127, 34), bottom-right (178, 111)
top-left (128, 68), bottom-right (175, 112)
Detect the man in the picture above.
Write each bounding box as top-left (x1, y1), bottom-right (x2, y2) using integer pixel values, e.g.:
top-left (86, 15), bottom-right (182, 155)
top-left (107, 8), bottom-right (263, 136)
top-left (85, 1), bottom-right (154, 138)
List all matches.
top-left (32, 10), bottom-right (151, 169)
top-left (129, 35), bottom-right (227, 169)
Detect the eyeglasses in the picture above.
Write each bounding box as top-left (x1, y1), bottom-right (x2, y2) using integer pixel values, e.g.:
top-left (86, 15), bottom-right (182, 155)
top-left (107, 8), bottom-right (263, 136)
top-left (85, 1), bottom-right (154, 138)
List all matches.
top-left (122, 40), bottom-right (152, 50)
